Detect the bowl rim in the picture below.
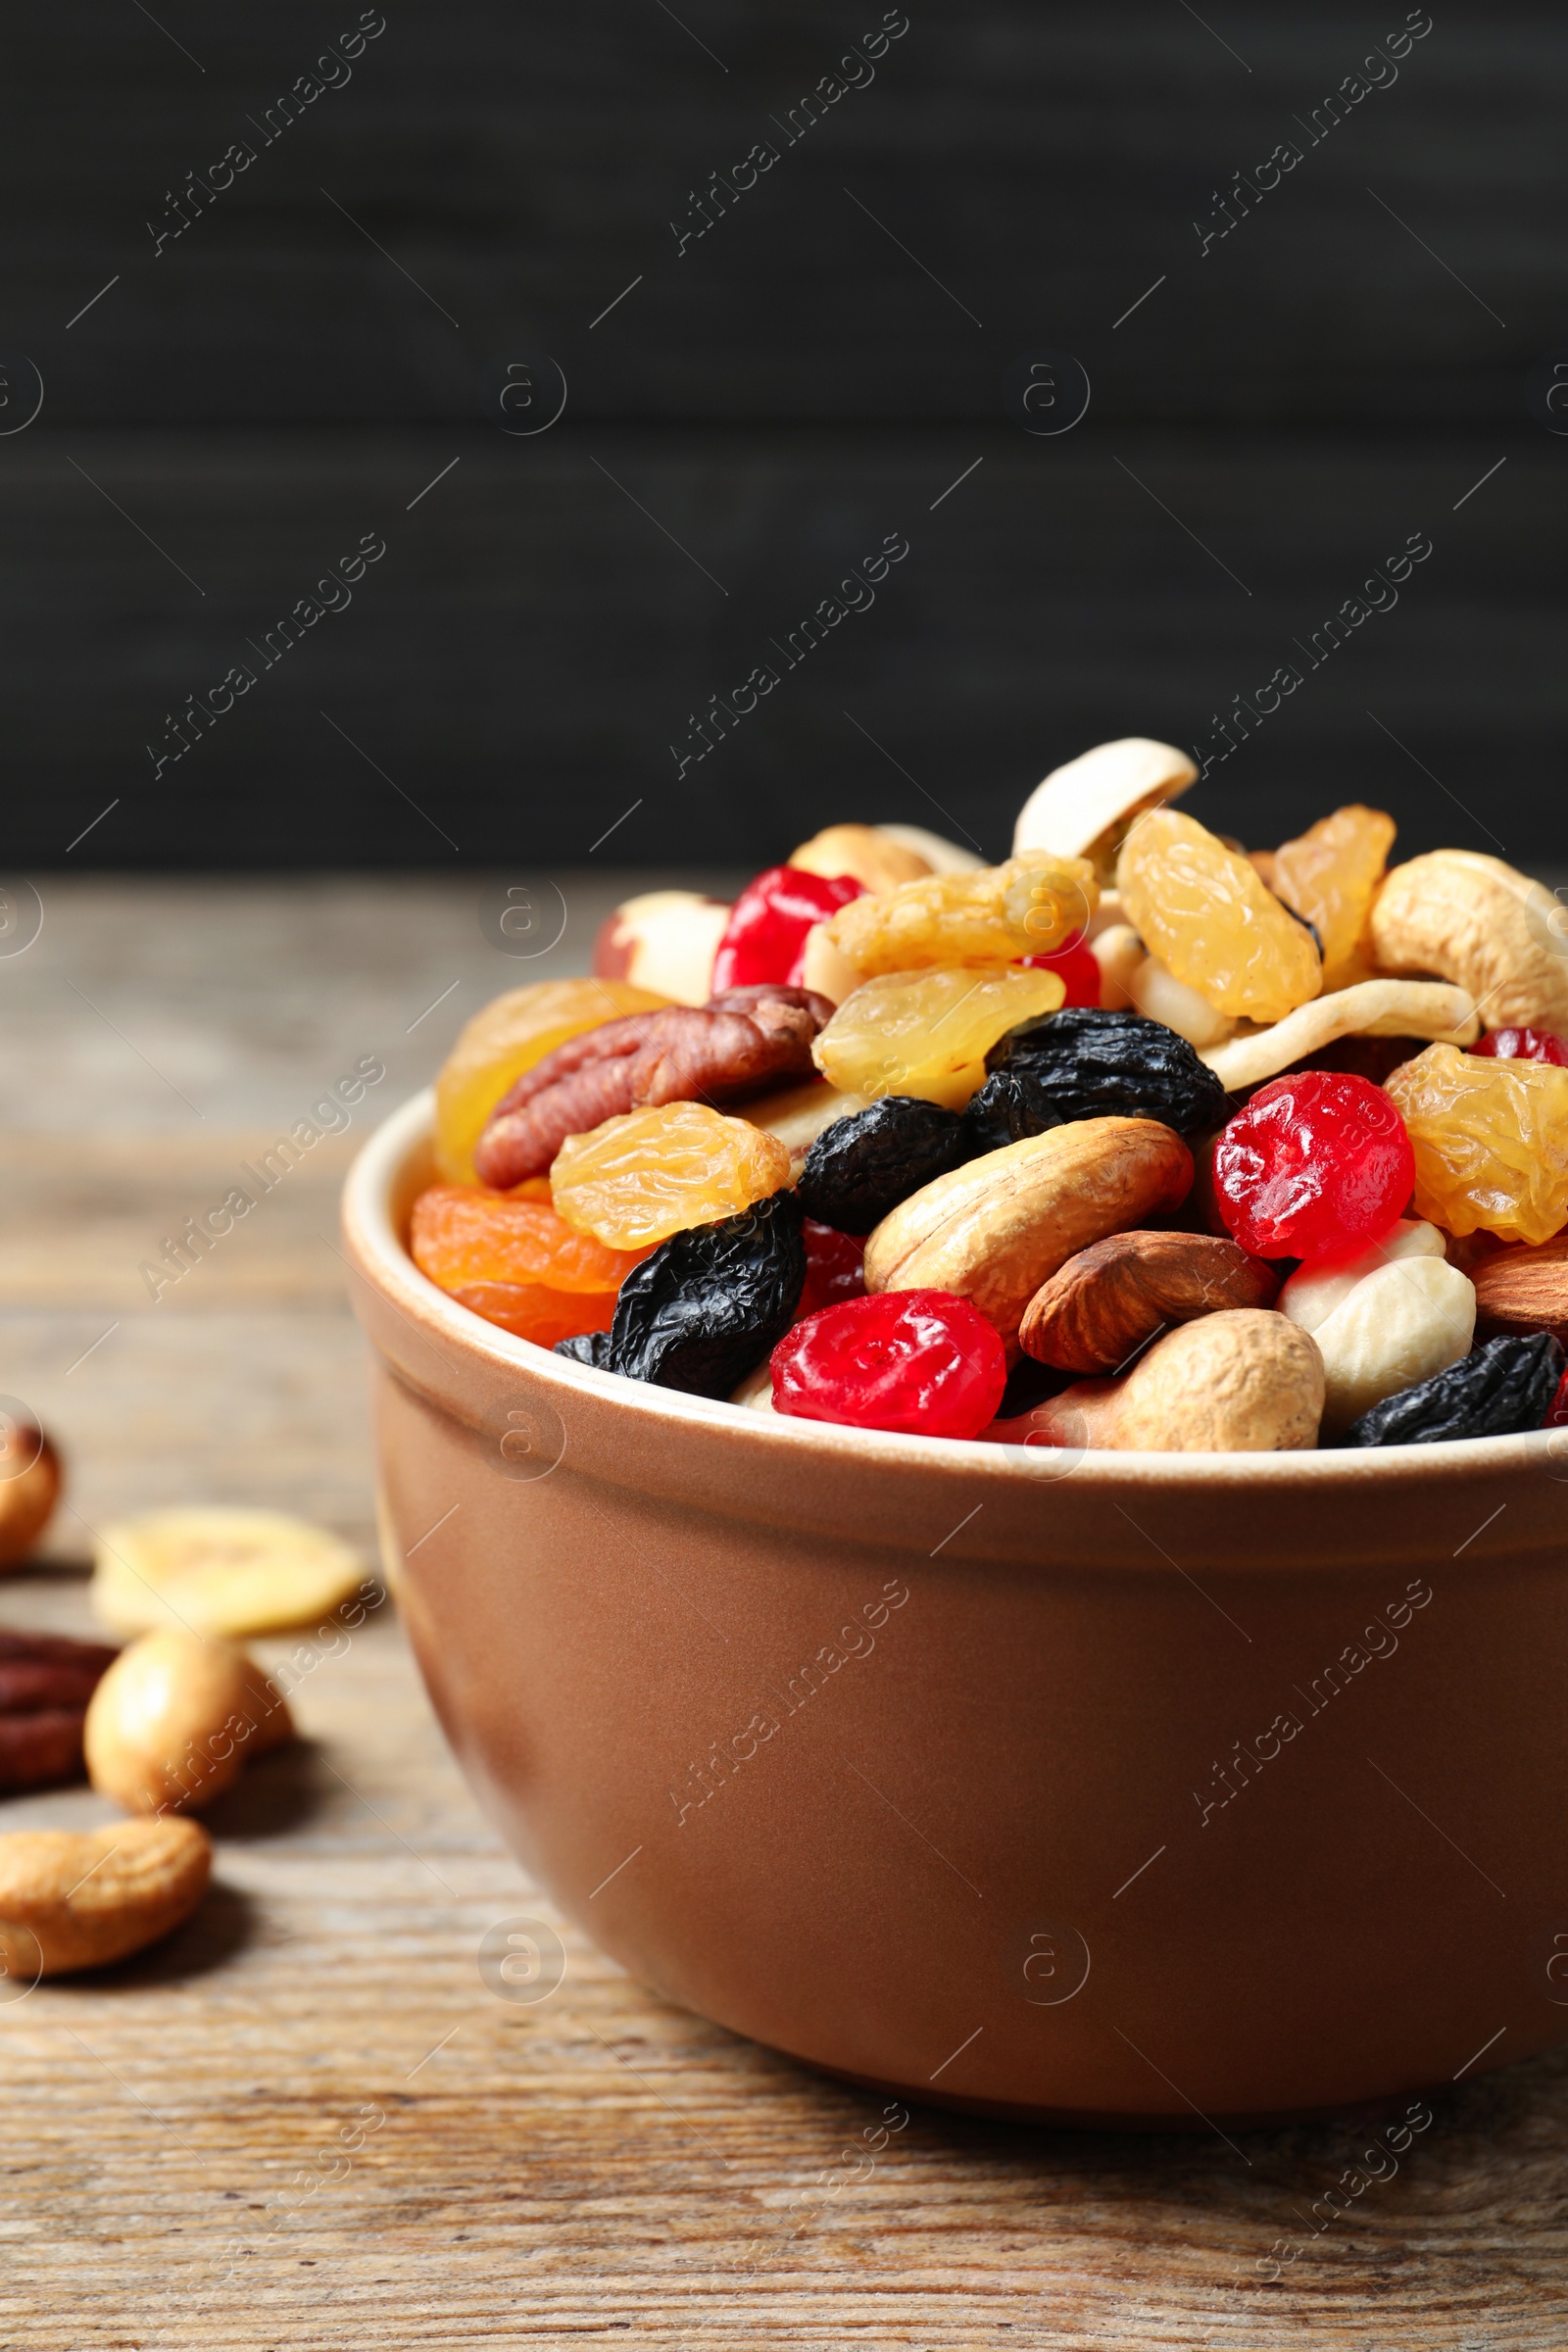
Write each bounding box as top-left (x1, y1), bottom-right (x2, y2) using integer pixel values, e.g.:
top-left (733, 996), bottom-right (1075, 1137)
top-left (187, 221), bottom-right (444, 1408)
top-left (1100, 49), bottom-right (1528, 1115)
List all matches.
top-left (343, 1087), bottom-right (1568, 1493)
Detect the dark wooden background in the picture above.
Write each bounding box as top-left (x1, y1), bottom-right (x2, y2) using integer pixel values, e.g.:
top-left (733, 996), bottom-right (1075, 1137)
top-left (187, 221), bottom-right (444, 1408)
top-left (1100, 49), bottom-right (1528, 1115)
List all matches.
top-left (5, 0), bottom-right (1566, 871)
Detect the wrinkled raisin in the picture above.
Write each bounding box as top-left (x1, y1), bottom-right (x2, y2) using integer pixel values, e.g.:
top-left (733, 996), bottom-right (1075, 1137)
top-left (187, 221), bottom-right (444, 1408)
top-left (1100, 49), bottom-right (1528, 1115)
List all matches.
top-left (1269, 805), bottom-right (1396, 993)
top-left (826, 854), bottom-right (1097, 977)
top-left (797, 1096), bottom-right (973, 1234)
top-left (812, 964), bottom-right (1064, 1107)
top-left (985, 1006), bottom-right (1231, 1133)
top-left (551, 1102), bottom-right (793, 1249)
top-left (1386, 1044), bottom-right (1568, 1247)
top-left (960, 1067), bottom-right (1064, 1153)
top-left (599, 1189), bottom-right (806, 1396)
top-left (555, 1329), bottom-right (616, 1369)
top-left (1341, 1332), bottom-right (1564, 1446)
top-left (1117, 808), bottom-right (1323, 1022)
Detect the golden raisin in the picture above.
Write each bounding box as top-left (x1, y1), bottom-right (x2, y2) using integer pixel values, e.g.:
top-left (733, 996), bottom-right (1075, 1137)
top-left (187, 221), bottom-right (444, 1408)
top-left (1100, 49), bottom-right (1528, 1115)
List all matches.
top-left (1270, 805), bottom-right (1396, 992)
top-left (810, 965), bottom-right (1065, 1108)
top-left (1386, 1045), bottom-right (1568, 1247)
top-left (1116, 808), bottom-right (1322, 1024)
top-left (435, 979), bottom-right (668, 1184)
top-left (825, 855), bottom-right (1098, 977)
top-left (550, 1103), bottom-right (793, 1250)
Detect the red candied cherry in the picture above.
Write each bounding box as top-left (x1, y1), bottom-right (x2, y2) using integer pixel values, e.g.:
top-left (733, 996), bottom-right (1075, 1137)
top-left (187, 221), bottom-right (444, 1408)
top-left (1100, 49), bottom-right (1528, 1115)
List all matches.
top-left (1021, 930), bottom-right (1102, 1007)
top-left (710, 865), bottom-right (866, 993)
top-left (1473, 1027), bottom-right (1568, 1067)
top-left (1212, 1069), bottom-right (1414, 1262)
top-left (770, 1289), bottom-right (1006, 1440)
top-left (1548, 1367), bottom-right (1568, 1430)
top-left (799, 1219), bottom-right (866, 1317)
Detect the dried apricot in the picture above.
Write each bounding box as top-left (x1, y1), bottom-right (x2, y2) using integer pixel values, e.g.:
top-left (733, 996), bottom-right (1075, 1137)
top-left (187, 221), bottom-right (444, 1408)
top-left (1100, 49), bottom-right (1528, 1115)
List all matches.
top-left (1269, 805), bottom-right (1396, 992)
top-left (1116, 808), bottom-right (1322, 1023)
top-left (445, 1283), bottom-right (619, 1347)
top-left (551, 1103), bottom-right (793, 1250)
top-left (410, 1185), bottom-right (652, 1291)
top-left (410, 1184), bottom-right (651, 1343)
top-left (435, 979), bottom-right (668, 1184)
top-left (825, 855), bottom-right (1098, 977)
top-left (811, 966), bottom-right (1065, 1109)
top-left (1386, 1044), bottom-right (1568, 1246)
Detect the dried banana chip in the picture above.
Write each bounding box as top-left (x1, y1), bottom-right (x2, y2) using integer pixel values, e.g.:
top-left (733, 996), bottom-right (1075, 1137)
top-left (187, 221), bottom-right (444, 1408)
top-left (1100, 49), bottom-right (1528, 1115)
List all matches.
top-left (1012, 738), bottom-right (1197, 875)
top-left (1199, 979), bottom-right (1479, 1094)
top-left (92, 1507), bottom-right (369, 1639)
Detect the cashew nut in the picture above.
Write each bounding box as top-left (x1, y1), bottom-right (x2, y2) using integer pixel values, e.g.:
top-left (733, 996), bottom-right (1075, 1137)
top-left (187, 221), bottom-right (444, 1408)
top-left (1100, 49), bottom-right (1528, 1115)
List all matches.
top-left (1285, 1252), bottom-right (1476, 1438)
top-left (1369, 850), bottom-right (1568, 1036)
top-left (1128, 955), bottom-right (1237, 1049)
top-left (1199, 978), bottom-right (1479, 1093)
top-left (0, 1817), bottom-right (211, 1977)
top-left (1012, 738), bottom-right (1197, 875)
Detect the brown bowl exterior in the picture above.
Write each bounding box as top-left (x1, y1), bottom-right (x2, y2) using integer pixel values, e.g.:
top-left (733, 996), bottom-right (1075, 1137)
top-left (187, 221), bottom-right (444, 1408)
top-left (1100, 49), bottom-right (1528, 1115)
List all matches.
top-left (345, 1092), bottom-right (1568, 2127)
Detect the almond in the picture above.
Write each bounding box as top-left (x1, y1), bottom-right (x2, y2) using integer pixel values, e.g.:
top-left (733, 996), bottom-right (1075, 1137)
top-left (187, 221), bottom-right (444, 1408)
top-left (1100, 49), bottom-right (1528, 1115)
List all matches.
top-left (1471, 1234), bottom-right (1568, 1346)
top-left (1020, 1230), bottom-right (1279, 1374)
top-left (863, 1118), bottom-right (1192, 1358)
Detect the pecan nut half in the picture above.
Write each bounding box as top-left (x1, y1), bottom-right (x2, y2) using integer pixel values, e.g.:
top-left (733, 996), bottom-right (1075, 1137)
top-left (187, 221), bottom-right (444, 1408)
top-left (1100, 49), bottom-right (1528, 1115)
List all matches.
top-left (0, 1627), bottom-right (119, 1793)
top-left (474, 990), bottom-right (833, 1188)
top-left (1019, 1230), bottom-right (1280, 1373)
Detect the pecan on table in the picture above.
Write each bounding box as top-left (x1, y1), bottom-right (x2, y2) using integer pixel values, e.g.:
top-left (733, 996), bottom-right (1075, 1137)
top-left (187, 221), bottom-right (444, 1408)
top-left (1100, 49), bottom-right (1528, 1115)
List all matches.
top-left (0, 1628), bottom-right (120, 1793)
top-left (474, 988), bottom-right (834, 1189)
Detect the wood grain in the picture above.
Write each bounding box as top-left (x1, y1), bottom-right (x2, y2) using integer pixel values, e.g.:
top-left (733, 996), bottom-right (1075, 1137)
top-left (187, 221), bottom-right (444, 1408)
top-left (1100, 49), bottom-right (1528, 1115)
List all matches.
top-left (3, 881), bottom-right (1568, 2346)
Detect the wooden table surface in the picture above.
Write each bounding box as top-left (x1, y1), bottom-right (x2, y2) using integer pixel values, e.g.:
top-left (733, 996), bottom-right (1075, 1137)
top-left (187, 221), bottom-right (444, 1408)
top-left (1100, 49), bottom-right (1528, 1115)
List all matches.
top-left (5, 878), bottom-right (1568, 2351)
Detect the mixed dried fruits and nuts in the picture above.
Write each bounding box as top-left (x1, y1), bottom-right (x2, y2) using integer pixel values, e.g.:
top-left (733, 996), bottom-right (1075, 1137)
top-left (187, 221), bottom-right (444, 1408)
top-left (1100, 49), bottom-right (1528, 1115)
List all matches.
top-left (412, 739), bottom-right (1568, 1454)
top-left (0, 1440), bottom-right (375, 1976)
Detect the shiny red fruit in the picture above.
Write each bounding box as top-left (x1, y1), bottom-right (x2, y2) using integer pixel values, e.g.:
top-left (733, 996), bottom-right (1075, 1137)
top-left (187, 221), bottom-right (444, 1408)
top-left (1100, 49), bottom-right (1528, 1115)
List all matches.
top-left (1473, 1026), bottom-right (1568, 1067)
top-left (1547, 1367), bottom-right (1568, 1430)
top-left (1212, 1069), bottom-right (1414, 1262)
top-left (798, 1219), bottom-right (866, 1317)
top-left (770, 1289), bottom-right (1007, 1439)
top-left (710, 865), bottom-right (866, 993)
top-left (1021, 931), bottom-right (1102, 1006)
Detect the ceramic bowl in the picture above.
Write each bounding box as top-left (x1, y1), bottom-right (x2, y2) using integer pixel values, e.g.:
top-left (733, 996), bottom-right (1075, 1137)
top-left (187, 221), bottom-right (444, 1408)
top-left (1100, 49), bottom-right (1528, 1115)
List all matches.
top-left (343, 1090), bottom-right (1568, 2127)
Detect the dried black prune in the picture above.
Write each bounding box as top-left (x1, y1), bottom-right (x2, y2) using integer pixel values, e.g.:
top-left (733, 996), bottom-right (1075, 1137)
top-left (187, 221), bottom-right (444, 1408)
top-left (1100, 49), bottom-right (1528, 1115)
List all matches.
top-left (1342, 1333), bottom-right (1565, 1448)
top-left (986, 1006), bottom-right (1231, 1133)
top-left (797, 1097), bottom-right (971, 1235)
top-left (961, 1068), bottom-right (1064, 1155)
top-left (553, 1330), bottom-right (615, 1369)
top-left (605, 1189), bottom-right (806, 1397)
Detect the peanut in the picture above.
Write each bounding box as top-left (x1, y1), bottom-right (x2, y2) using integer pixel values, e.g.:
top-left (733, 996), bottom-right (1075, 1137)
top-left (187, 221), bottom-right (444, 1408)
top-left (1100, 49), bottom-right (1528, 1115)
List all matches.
top-left (1104, 1312), bottom-right (1324, 1451)
top-left (84, 1629), bottom-right (292, 1815)
top-left (0, 1816), bottom-right (211, 1977)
